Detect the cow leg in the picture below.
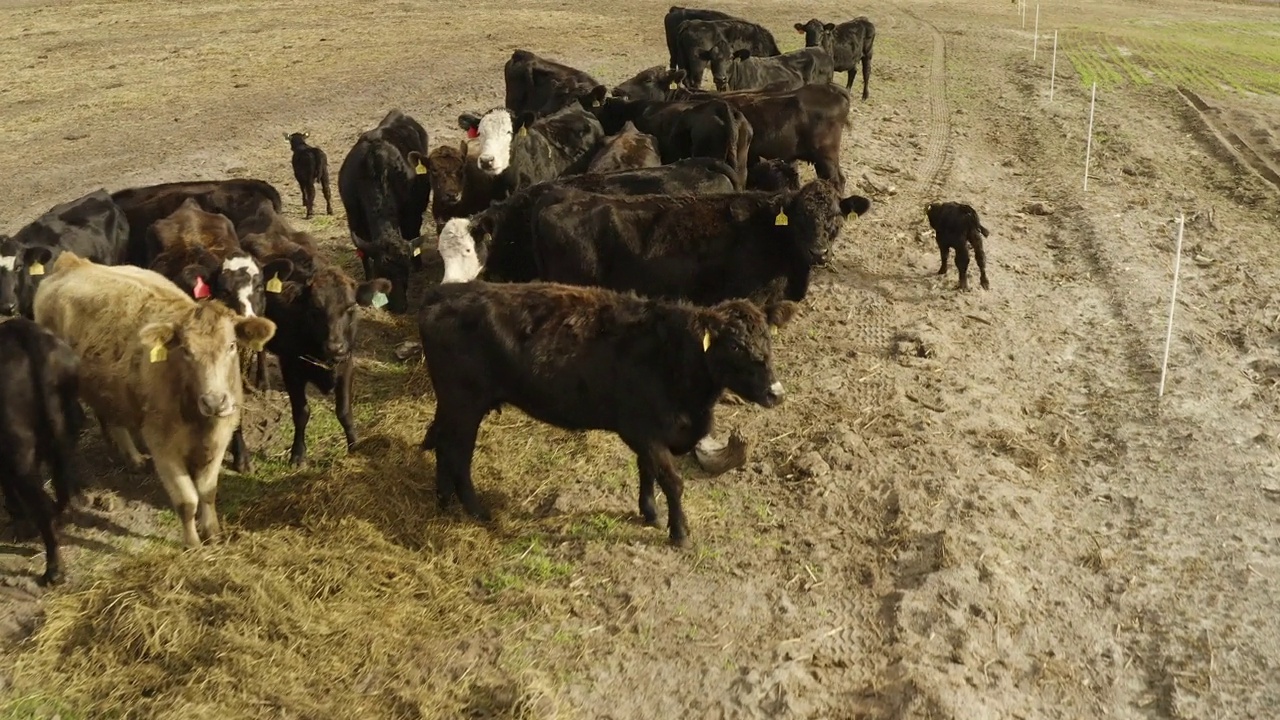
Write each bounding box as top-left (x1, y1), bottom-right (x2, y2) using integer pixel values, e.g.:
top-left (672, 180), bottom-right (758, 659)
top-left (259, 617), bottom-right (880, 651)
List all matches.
top-left (954, 239), bottom-right (972, 291)
top-left (433, 405), bottom-right (490, 521)
top-left (281, 362), bottom-right (311, 466)
top-left (230, 427), bottom-right (252, 474)
top-left (253, 351), bottom-right (269, 391)
top-left (11, 474), bottom-right (61, 586)
top-left (812, 150), bottom-right (845, 193)
top-left (1, 473), bottom-right (37, 541)
top-left (106, 424), bottom-right (148, 471)
top-left (647, 443), bottom-right (690, 546)
top-left (846, 69), bottom-right (856, 91)
top-left (334, 360), bottom-right (357, 452)
top-left (634, 452), bottom-right (660, 527)
top-left (320, 170), bottom-right (334, 215)
top-left (861, 54), bottom-right (872, 101)
top-left (971, 233), bottom-right (990, 290)
top-left (304, 181), bottom-right (316, 219)
top-left (192, 460), bottom-right (221, 543)
top-left (151, 454), bottom-right (201, 548)
top-left (937, 239), bottom-right (950, 276)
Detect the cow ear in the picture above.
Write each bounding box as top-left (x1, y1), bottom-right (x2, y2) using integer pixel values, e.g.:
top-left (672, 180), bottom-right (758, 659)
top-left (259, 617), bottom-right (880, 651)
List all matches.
top-left (260, 257), bottom-right (297, 284)
top-left (587, 84), bottom-right (607, 107)
top-left (178, 265), bottom-right (213, 298)
top-left (734, 48), bottom-right (751, 60)
top-left (839, 195), bottom-right (873, 217)
top-left (764, 300), bottom-right (799, 329)
top-left (283, 132), bottom-right (291, 141)
top-left (794, 23), bottom-right (806, 33)
top-left (303, 132), bottom-right (309, 138)
top-left (457, 113), bottom-right (481, 132)
top-left (139, 321), bottom-right (176, 350)
top-left (516, 112), bottom-right (537, 132)
top-left (356, 278), bottom-right (394, 307)
top-left (22, 245), bottom-right (54, 270)
top-left (824, 23), bottom-right (836, 31)
top-left (235, 316), bottom-right (277, 350)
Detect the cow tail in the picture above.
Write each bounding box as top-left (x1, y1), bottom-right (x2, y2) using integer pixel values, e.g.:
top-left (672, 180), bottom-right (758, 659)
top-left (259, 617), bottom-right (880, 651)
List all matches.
top-left (717, 104), bottom-right (746, 191)
top-left (978, 223), bottom-right (990, 238)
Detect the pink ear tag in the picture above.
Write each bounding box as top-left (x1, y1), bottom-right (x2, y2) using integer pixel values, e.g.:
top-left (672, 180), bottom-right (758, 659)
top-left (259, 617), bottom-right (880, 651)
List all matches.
top-left (193, 276), bottom-right (211, 299)
top-left (356, 248), bottom-right (366, 260)
top-left (466, 126), bottom-right (479, 139)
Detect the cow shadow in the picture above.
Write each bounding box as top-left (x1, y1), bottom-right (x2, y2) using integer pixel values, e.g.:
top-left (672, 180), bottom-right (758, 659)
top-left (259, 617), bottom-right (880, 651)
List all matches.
top-left (820, 260), bottom-right (937, 304)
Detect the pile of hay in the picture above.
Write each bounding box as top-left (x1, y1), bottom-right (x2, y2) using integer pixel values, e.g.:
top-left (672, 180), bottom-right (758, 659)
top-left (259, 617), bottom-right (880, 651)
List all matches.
top-left (7, 519), bottom-right (512, 718)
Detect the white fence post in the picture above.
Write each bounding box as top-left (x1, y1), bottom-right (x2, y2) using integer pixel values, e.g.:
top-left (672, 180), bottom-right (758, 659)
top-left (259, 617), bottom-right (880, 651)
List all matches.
top-left (1049, 31), bottom-right (1058, 102)
top-left (1158, 215), bottom-right (1187, 397)
top-left (1033, 5), bottom-right (1041, 60)
top-left (1083, 80), bottom-right (1097, 190)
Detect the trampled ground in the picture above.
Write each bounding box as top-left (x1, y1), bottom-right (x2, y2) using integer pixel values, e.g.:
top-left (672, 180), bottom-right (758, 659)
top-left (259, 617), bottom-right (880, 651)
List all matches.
top-left (1, 0), bottom-right (1278, 718)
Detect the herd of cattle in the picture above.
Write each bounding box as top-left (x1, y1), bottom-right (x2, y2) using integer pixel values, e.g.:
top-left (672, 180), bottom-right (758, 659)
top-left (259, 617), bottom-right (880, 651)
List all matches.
top-left (0, 6), bottom-right (993, 586)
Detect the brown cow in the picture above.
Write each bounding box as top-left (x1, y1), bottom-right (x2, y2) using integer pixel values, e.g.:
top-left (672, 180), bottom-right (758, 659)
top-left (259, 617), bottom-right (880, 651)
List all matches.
top-left (586, 121), bottom-right (662, 174)
top-left (33, 252), bottom-right (276, 548)
top-left (426, 139), bottom-right (499, 234)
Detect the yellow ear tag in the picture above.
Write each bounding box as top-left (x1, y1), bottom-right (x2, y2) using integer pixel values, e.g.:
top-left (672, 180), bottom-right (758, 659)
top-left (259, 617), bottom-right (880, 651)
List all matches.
top-left (702, 331), bottom-right (711, 352)
top-left (775, 210), bottom-right (788, 226)
top-left (669, 82), bottom-right (678, 90)
top-left (150, 343), bottom-right (168, 363)
top-left (415, 161), bottom-right (427, 175)
top-left (519, 126), bottom-right (528, 137)
top-left (266, 274), bottom-right (283, 293)
top-left (28, 262), bottom-right (45, 276)
top-left (412, 245), bottom-right (422, 257)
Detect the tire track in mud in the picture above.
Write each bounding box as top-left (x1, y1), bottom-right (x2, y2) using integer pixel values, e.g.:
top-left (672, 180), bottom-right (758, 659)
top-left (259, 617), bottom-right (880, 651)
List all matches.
top-left (767, 8), bottom-right (955, 718)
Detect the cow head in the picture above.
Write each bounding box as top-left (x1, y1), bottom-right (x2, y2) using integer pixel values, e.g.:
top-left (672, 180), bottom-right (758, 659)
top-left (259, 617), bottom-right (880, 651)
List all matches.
top-left (458, 108), bottom-right (530, 176)
top-left (1, 238), bottom-right (57, 319)
top-left (695, 43), bottom-right (737, 91)
top-left (437, 217), bottom-right (491, 284)
top-left (286, 132), bottom-right (310, 151)
top-left (613, 66), bottom-right (686, 101)
top-left (138, 302), bottom-right (277, 420)
top-left (427, 141), bottom-right (469, 206)
top-left (700, 299), bottom-right (798, 408)
top-left (779, 180), bottom-right (872, 266)
top-left (265, 262), bottom-right (392, 366)
top-left (795, 20), bottom-right (836, 51)
top-left (217, 251), bottom-right (280, 318)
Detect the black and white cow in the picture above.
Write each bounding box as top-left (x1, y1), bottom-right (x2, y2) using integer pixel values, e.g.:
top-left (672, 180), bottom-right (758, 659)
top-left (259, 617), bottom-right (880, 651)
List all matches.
top-left (457, 103), bottom-right (605, 197)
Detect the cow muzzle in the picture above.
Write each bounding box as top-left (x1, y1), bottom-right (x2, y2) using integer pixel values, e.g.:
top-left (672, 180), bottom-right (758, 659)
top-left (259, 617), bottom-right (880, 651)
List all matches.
top-left (478, 156), bottom-right (496, 171)
top-left (198, 392), bottom-right (236, 418)
top-left (762, 381), bottom-right (785, 408)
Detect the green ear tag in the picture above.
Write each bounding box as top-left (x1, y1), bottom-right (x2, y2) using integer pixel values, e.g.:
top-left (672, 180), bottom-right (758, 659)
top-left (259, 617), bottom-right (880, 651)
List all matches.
top-left (371, 291), bottom-right (389, 309)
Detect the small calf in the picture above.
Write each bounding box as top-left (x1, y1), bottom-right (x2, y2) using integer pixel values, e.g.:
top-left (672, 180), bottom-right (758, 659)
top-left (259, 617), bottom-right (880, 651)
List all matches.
top-left (418, 281), bottom-right (796, 546)
top-left (925, 201), bottom-right (990, 291)
top-left (745, 159), bottom-right (801, 192)
top-left (0, 317), bottom-right (85, 586)
top-left (427, 140), bottom-right (499, 234)
top-left (286, 132), bottom-right (333, 218)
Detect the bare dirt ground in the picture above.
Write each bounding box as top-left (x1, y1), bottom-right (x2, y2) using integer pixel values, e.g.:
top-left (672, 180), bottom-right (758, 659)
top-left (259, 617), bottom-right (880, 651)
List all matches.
top-left (2, 0), bottom-right (1279, 718)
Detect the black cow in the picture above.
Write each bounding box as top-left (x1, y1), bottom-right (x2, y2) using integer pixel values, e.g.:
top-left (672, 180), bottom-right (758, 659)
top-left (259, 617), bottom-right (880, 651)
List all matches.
top-left (237, 217), bottom-right (392, 466)
top-left (504, 50), bottom-right (603, 118)
top-left (457, 103), bottom-right (605, 197)
top-left (704, 47), bottom-right (835, 92)
top-left (663, 6), bottom-right (737, 70)
top-left (432, 158), bottom-right (741, 285)
top-left (417, 280), bottom-right (797, 545)
top-left (1, 189), bottom-right (130, 318)
top-left (285, 132), bottom-right (333, 218)
top-left (530, 180), bottom-right (871, 305)
top-left (426, 139), bottom-right (500, 234)
top-left (745, 159), bottom-right (802, 191)
top-left (610, 71), bottom-right (853, 190)
top-left (337, 109), bottom-right (431, 314)
top-left (111, 179), bottom-right (281, 267)
top-left (0, 317), bottom-right (84, 586)
top-left (584, 90), bottom-right (752, 188)
top-left (795, 17), bottom-right (876, 100)
top-left (925, 202), bottom-right (991, 291)
top-left (676, 19), bottom-right (780, 89)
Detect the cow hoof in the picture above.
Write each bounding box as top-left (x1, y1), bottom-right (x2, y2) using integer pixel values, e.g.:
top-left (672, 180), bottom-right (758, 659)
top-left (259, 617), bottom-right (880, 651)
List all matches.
top-left (981, 279), bottom-right (990, 290)
top-left (39, 568), bottom-right (64, 587)
top-left (668, 535), bottom-right (691, 549)
top-left (288, 453), bottom-right (308, 468)
top-left (465, 506), bottom-right (493, 523)
top-left (232, 457), bottom-right (253, 474)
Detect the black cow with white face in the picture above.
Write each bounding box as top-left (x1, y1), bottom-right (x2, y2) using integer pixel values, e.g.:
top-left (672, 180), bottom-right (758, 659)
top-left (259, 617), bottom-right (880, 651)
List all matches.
top-left (457, 103), bottom-right (605, 197)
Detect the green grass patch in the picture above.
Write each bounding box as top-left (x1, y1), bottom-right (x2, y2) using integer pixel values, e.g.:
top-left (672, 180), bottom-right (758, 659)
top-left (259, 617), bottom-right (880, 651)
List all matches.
top-left (1062, 19), bottom-right (1280, 96)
